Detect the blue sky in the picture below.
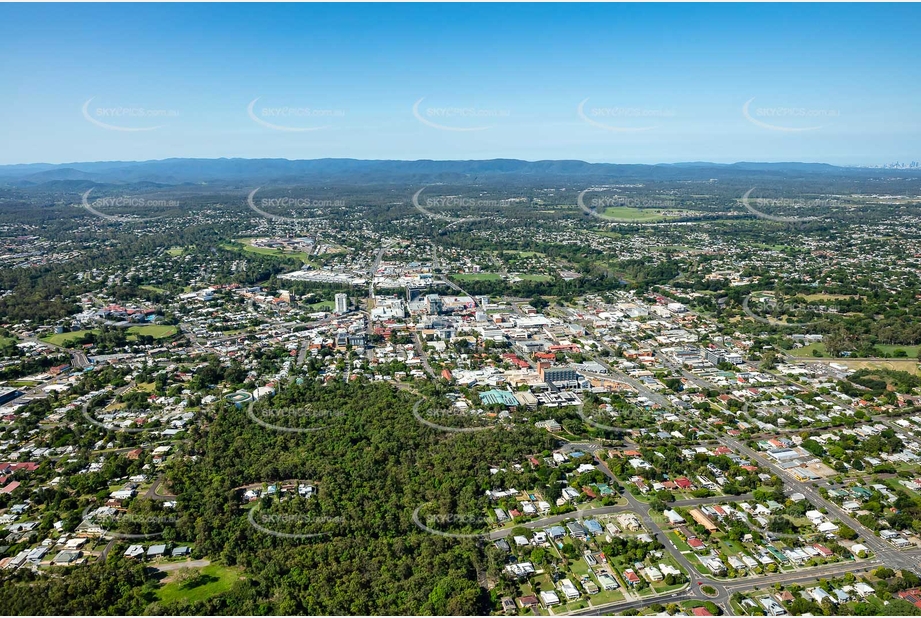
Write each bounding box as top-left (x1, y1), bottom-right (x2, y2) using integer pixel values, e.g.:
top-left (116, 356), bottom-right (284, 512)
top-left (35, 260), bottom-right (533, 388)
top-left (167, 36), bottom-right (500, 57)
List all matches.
top-left (1, 3), bottom-right (919, 166)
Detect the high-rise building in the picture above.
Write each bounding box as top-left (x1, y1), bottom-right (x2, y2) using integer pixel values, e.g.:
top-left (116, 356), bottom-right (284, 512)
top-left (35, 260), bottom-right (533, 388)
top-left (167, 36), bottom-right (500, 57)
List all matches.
top-left (334, 293), bottom-right (348, 314)
top-left (425, 294), bottom-right (443, 315)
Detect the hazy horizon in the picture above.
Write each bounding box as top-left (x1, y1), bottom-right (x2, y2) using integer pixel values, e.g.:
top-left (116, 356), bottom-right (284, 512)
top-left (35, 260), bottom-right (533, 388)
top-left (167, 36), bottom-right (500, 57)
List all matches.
top-left (0, 156), bottom-right (906, 170)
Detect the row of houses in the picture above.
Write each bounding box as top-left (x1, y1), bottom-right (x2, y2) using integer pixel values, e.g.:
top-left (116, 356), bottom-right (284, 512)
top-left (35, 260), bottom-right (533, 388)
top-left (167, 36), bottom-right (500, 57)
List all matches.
top-left (124, 543), bottom-right (190, 559)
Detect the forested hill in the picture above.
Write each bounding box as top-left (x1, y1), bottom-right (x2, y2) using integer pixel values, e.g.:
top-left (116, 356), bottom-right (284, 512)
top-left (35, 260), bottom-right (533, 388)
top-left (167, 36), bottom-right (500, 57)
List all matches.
top-left (1, 158), bottom-right (915, 187)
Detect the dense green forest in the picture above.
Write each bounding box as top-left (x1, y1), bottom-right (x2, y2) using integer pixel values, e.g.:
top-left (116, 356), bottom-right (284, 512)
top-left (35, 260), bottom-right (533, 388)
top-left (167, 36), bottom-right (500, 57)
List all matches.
top-left (140, 381), bottom-right (555, 614)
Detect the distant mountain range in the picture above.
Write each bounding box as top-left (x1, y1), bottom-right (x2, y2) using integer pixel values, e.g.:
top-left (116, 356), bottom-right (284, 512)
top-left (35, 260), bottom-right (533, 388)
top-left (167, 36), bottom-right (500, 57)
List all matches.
top-left (0, 158), bottom-right (917, 187)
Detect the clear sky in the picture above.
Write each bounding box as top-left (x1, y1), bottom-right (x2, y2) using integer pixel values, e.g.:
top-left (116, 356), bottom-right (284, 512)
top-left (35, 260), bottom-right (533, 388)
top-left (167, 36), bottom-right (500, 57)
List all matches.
top-left (1, 2), bottom-right (919, 166)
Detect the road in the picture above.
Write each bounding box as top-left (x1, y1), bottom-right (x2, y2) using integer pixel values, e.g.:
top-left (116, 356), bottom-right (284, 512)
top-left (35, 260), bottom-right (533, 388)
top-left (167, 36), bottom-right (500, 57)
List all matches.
top-left (145, 476), bottom-right (177, 501)
top-left (623, 300), bottom-right (919, 574)
top-left (296, 340), bottom-right (309, 366)
top-left (558, 315), bottom-right (919, 615)
top-left (98, 538), bottom-right (116, 563)
top-left (368, 246), bottom-right (387, 301)
top-left (705, 336), bottom-right (915, 568)
top-left (585, 343), bottom-right (672, 409)
top-left (558, 452), bottom-right (888, 617)
top-left (24, 336), bottom-right (91, 369)
top-left (412, 330), bottom-right (437, 378)
top-left (654, 349), bottom-right (714, 391)
top-left (567, 558), bottom-right (885, 616)
top-left (437, 277), bottom-right (483, 310)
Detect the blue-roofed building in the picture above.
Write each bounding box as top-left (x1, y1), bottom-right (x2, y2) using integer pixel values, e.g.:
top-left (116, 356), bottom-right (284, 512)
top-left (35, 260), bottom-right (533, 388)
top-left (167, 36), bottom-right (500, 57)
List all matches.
top-left (584, 519), bottom-right (604, 535)
top-left (595, 483), bottom-right (614, 496)
top-left (547, 525), bottom-right (566, 539)
top-left (479, 389), bottom-right (519, 407)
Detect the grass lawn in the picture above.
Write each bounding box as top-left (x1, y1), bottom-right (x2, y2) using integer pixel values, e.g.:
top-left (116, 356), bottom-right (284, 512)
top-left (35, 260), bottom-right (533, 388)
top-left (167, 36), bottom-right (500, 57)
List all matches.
top-left (501, 250), bottom-right (545, 258)
top-left (587, 587), bottom-right (625, 605)
top-left (452, 273), bottom-right (502, 281)
top-left (156, 563), bottom-right (241, 604)
top-left (665, 531), bottom-right (691, 553)
top-left (600, 207), bottom-right (666, 222)
top-left (750, 243), bottom-right (791, 251)
top-left (649, 579), bottom-right (688, 595)
top-left (517, 274), bottom-right (554, 282)
top-left (790, 342), bottom-right (921, 359)
top-left (791, 357), bottom-right (921, 375)
top-left (568, 557), bottom-right (592, 579)
top-left (41, 329), bottom-right (97, 346)
top-left (221, 239), bottom-right (316, 266)
top-left (789, 343), bottom-right (828, 357)
top-left (801, 293), bottom-right (855, 302)
top-left (127, 325), bottom-right (178, 339)
top-left (876, 344), bottom-right (921, 358)
top-left (234, 238), bottom-right (315, 264)
top-left (166, 247), bottom-right (184, 256)
top-left (305, 300), bottom-right (334, 311)
top-left (715, 535), bottom-right (746, 554)
top-left (140, 285), bottom-right (169, 294)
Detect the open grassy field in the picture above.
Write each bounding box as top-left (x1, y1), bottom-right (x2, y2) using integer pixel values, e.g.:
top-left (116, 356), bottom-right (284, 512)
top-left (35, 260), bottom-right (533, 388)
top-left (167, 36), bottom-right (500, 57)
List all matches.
top-left (41, 325), bottom-right (176, 347)
top-left (166, 247), bottom-right (184, 256)
top-left (516, 274), bottom-right (554, 282)
top-left (501, 250), bottom-right (545, 258)
top-left (41, 329), bottom-right (97, 346)
top-left (801, 293), bottom-right (856, 302)
top-left (140, 284), bottom-right (169, 294)
top-left (789, 343), bottom-right (828, 357)
top-left (127, 325), bottom-right (178, 339)
top-left (790, 342), bottom-right (921, 359)
top-left (750, 243), bottom-right (792, 251)
top-left (452, 273), bottom-right (502, 281)
top-left (601, 207), bottom-right (666, 222)
top-left (230, 238), bottom-right (316, 264)
top-left (876, 344), bottom-right (921, 357)
top-left (157, 563), bottom-right (241, 604)
top-left (792, 356), bottom-right (921, 376)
